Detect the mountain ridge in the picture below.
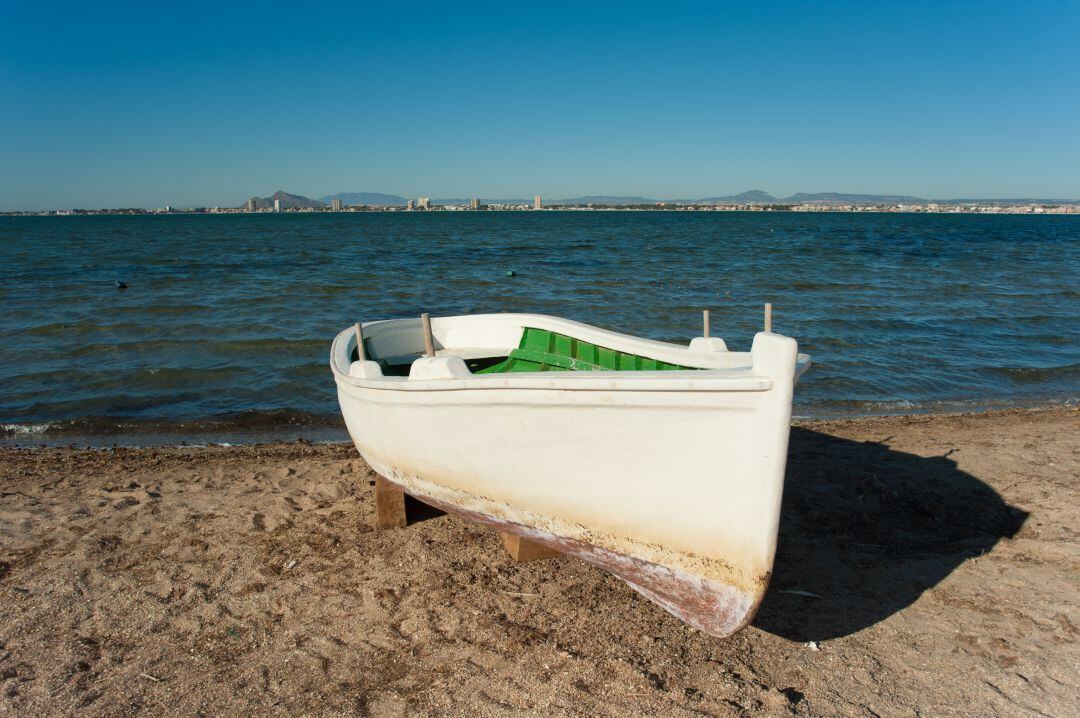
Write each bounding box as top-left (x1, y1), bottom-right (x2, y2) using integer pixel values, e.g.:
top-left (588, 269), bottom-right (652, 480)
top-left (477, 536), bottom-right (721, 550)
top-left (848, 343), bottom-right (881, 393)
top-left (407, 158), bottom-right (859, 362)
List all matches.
top-left (320, 192), bottom-right (408, 206)
top-left (250, 190), bottom-right (1080, 208)
top-left (245, 191), bottom-right (326, 209)
top-left (784, 192), bottom-right (925, 204)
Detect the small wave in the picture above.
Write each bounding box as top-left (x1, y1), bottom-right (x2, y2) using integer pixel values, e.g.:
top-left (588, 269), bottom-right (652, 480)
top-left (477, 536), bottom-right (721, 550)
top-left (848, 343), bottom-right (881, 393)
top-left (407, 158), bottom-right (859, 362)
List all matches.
top-left (66, 336), bottom-right (327, 359)
top-left (0, 409), bottom-right (342, 438)
top-left (788, 281), bottom-right (876, 292)
top-left (0, 422), bottom-right (56, 436)
top-left (988, 364), bottom-right (1080, 382)
top-left (805, 399), bottom-right (918, 411)
top-left (795, 395), bottom-right (1076, 419)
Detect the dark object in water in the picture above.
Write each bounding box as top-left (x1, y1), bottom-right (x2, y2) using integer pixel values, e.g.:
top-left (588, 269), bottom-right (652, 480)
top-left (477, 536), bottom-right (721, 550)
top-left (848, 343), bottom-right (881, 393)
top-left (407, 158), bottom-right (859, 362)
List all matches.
top-left (115, 280), bottom-right (127, 290)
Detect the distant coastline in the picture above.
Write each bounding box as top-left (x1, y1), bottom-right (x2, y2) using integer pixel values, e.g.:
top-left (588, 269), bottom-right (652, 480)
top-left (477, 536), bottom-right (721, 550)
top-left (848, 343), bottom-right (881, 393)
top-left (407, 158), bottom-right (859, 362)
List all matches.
top-left (5, 202), bottom-right (1080, 216)
top-left (5, 188), bottom-right (1079, 216)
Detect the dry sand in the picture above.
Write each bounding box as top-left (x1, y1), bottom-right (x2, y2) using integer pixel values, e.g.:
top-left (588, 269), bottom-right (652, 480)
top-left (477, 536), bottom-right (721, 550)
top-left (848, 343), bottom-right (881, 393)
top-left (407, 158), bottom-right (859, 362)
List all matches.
top-left (0, 408), bottom-right (1077, 717)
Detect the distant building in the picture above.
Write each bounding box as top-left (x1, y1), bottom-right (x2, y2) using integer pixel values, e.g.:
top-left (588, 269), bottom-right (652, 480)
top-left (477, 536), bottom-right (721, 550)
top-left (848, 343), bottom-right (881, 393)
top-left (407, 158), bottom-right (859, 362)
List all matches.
top-left (163, 205), bottom-right (171, 213)
top-left (246, 198), bottom-right (257, 212)
top-left (470, 197), bottom-right (479, 210)
top-left (273, 198), bottom-right (282, 212)
top-left (407, 199), bottom-right (415, 211)
top-left (331, 198), bottom-right (343, 211)
top-left (534, 195), bottom-right (542, 210)
top-left (417, 197), bottom-right (431, 210)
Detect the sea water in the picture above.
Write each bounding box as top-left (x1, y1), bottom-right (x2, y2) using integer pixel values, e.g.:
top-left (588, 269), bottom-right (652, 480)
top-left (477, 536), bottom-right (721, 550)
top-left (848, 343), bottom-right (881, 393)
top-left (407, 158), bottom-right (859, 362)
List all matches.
top-left (1, 211), bottom-right (1077, 445)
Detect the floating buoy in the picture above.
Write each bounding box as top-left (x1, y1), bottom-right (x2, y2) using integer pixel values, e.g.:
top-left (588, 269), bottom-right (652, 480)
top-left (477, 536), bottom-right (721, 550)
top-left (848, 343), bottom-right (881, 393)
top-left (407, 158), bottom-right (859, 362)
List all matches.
top-left (115, 280), bottom-right (127, 290)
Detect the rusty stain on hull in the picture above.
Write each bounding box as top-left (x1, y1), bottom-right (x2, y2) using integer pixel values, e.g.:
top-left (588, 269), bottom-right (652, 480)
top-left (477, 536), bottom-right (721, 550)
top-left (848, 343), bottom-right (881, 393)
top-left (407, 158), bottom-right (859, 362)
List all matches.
top-left (370, 461), bottom-right (768, 638)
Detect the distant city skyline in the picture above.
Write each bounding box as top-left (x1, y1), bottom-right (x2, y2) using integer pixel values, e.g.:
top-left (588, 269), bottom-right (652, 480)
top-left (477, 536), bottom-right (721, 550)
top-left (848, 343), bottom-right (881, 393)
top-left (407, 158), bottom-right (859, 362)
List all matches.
top-left (6, 186), bottom-right (1080, 214)
top-left (7, 186), bottom-right (1080, 217)
top-left (2, 1), bottom-right (1078, 211)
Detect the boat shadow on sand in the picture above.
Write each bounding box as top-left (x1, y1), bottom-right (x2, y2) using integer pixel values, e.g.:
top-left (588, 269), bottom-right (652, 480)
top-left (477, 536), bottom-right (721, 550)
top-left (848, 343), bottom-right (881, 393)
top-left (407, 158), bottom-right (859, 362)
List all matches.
top-left (753, 427), bottom-right (1028, 642)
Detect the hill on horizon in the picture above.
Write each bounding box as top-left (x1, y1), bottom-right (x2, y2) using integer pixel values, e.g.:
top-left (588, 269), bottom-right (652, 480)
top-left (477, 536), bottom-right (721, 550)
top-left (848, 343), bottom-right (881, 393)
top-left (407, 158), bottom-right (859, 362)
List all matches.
top-left (783, 192), bottom-right (927, 204)
top-left (320, 192), bottom-right (408, 206)
top-left (264, 189), bottom-right (1080, 210)
top-left (244, 191), bottom-right (326, 209)
top-left (696, 190), bottom-right (778, 203)
top-left (548, 195), bottom-right (658, 205)
top-left (312, 191), bottom-right (926, 206)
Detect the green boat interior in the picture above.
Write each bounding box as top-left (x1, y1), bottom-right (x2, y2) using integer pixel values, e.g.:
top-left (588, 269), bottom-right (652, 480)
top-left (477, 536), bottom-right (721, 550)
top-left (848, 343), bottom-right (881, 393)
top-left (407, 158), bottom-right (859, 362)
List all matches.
top-left (355, 327), bottom-right (700, 377)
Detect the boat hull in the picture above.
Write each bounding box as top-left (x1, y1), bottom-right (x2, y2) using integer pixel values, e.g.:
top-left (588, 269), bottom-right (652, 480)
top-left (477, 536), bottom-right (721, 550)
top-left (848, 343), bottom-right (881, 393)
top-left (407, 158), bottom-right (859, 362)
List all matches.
top-left (365, 457), bottom-right (760, 637)
top-left (331, 314), bottom-right (805, 637)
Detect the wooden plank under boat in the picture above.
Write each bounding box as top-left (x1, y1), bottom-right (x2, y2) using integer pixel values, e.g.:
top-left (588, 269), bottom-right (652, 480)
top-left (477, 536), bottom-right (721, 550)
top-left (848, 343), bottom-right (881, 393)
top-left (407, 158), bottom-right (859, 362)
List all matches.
top-left (330, 313), bottom-right (810, 637)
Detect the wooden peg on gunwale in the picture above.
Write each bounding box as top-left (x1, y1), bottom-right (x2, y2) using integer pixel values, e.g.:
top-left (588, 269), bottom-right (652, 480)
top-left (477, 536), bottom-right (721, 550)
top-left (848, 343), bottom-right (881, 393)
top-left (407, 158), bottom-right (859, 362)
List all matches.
top-left (764, 303), bottom-right (773, 333)
top-left (354, 322), bottom-right (367, 361)
top-left (421, 313), bottom-right (436, 357)
top-left (703, 309), bottom-right (710, 338)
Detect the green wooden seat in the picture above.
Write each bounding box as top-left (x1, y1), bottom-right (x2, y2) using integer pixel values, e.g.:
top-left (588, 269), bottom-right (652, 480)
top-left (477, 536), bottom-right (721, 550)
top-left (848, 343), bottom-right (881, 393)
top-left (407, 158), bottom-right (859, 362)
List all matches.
top-left (477, 327), bottom-right (698, 373)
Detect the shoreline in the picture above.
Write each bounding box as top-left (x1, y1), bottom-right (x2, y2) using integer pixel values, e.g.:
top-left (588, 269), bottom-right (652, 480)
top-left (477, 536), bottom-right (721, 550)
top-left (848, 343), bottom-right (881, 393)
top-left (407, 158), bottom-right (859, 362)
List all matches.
top-left (1, 407), bottom-right (1077, 714)
top-left (3, 402), bottom-right (1076, 449)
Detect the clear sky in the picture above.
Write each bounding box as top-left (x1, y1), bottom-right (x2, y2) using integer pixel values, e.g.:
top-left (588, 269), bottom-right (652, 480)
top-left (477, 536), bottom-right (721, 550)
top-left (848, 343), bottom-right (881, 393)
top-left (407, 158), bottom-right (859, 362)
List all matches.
top-left (2, 1), bottom-right (1079, 209)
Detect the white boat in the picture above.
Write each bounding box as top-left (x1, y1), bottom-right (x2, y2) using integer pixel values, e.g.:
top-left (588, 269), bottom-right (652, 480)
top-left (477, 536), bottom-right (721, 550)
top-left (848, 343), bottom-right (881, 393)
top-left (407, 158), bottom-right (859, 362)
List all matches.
top-left (330, 312), bottom-right (810, 637)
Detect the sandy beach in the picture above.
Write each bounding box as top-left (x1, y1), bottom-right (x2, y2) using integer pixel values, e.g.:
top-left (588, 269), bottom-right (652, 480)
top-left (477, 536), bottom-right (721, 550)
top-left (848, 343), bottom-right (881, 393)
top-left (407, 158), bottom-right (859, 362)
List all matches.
top-left (0, 408), bottom-right (1076, 716)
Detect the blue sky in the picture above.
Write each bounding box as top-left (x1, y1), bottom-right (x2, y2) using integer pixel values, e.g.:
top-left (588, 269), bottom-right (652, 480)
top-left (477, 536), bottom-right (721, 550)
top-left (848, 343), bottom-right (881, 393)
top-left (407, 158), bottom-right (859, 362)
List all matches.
top-left (2, 1), bottom-right (1079, 209)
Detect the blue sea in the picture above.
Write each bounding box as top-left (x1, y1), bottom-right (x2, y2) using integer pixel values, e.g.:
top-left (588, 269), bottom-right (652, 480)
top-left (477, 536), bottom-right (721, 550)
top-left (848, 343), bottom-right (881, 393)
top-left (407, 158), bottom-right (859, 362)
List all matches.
top-left (1, 212), bottom-right (1077, 445)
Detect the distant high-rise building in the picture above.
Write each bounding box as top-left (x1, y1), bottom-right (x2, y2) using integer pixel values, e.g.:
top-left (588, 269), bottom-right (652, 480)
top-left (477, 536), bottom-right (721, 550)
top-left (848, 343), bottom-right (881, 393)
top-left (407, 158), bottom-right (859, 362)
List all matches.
top-left (331, 198), bottom-right (343, 211)
top-left (417, 197), bottom-right (431, 210)
top-left (273, 198), bottom-right (282, 212)
top-left (534, 195), bottom-right (542, 210)
top-left (163, 205), bottom-right (171, 213)
top-left (246, 198), bottom-right (257, 212)
top-left (407, 199), bottom-right (415, 211)
top-left (470, 197), bottom-right (479, 210)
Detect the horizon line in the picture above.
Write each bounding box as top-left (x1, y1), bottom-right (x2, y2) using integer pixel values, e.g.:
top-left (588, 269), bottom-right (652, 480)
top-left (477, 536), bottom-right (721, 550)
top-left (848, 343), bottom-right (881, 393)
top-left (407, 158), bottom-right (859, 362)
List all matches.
top-left (7, 189), bottom-right (1080, 213)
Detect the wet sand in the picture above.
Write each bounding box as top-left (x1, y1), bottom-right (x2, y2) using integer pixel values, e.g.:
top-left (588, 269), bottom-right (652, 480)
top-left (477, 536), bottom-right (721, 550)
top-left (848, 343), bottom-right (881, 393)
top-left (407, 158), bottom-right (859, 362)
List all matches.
top-left (1, 408), bottom-right (1077, 716)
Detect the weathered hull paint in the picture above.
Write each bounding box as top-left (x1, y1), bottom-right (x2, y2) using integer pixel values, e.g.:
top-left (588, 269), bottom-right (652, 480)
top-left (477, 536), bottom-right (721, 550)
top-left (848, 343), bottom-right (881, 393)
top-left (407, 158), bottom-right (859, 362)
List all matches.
top-left (330, 313), bottom-right (808, 638)
top-left (369, 459), bottom-right (763, 637)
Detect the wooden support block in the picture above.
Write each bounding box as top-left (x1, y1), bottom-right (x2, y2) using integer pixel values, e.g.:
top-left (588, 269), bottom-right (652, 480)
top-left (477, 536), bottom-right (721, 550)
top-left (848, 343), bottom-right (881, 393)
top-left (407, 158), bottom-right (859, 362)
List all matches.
top-left (501, 531), bottom-right (561, 562)
top-left (374, 476), bottom-right (407, 529)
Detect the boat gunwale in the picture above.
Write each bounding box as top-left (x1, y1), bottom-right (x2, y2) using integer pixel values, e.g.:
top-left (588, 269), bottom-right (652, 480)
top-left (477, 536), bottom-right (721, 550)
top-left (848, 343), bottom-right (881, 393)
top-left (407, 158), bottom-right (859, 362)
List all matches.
top-left (329, 314), bottom-right (809, 393)
top-left (335, 372), bottom-right (776, 393)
